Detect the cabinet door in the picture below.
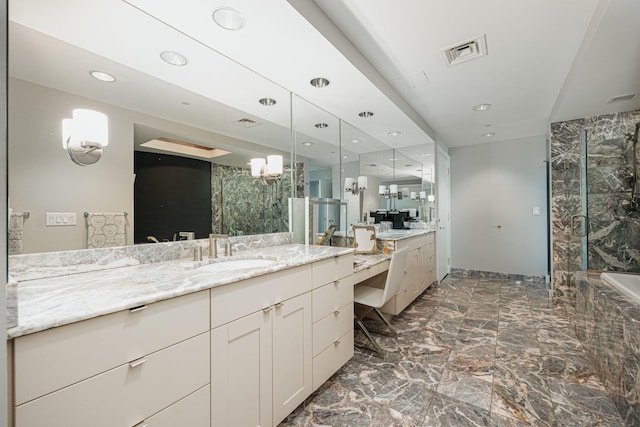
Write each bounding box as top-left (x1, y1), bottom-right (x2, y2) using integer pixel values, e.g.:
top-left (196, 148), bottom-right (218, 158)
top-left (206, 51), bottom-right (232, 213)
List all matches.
top-left (272, 292), bottom-right (312, 425)
top-left (211, 310), bottom-right (273, 427)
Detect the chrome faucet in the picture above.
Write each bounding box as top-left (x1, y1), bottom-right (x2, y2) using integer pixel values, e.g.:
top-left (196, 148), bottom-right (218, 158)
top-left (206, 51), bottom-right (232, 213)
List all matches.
top-left (209, 234), bottom-right (228, 258)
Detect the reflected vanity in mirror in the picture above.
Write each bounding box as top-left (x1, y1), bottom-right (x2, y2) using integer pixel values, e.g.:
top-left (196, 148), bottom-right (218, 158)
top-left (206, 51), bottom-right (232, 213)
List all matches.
top-left (352, 225), bottom-right (377, 254)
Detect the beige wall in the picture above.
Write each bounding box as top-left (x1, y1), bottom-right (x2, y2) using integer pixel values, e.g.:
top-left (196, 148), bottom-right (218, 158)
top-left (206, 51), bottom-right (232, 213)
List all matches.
top-left (9, 78), bottom-right (135, 253)
top-left (450, 136), bottom-right (548, 277)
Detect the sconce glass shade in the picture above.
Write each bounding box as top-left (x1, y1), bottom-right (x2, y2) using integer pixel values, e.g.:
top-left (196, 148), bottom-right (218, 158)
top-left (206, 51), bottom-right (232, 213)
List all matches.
top-left (251, 155), bottom-right (282, 185)
top-left (62, 109), bottom-right (108, 166)
top-left (266, 155), bottom-right (283, 176)
top-left (250, 158), bottom-right (266, 177)
top-left (378, 185), bottom-right (387, 196)
top-left (428, 194), bottom-right (436, 202)
top-left (344, 177), bottom-right (354, 191)
top-left (420, 191), bottom-right (427, 200)
top-left (410, 192), bottom-right (417, 200)
top-left (389, 184), bottom-right (398, 195)
top-left (357, 176), bottom-right (368, 190)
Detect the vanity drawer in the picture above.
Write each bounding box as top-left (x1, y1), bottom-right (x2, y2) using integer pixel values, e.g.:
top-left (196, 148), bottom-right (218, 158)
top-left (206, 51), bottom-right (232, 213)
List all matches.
top-left (312, 274), bottom-right (354, 322)
top-left (312, 254), bottom-right (353, 288)
top-left (211, 265), bottom-right (312, 328)
top-left (15, 332), bottom-right (210, 427)
top-left (14, 290), bottom-right (210, 405)
top-left (313, 302), bottom-right (353, 356)
top-left (312, 329), bottom-right (354, 391)
top-left (398, 235), bottom-right (427, 252)
top-left (144, 384), bottom-right (210, 427)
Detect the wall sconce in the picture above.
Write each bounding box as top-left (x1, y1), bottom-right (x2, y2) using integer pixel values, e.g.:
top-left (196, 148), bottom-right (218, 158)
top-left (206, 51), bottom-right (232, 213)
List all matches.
top-left (250, 154), bottom-right (283, 185)
top-left (345, 176), bottom-right (367, 195)
top-left (62, 109), bottom-right (108, 166)
top-left (379, 184), bottom-right (402, 198)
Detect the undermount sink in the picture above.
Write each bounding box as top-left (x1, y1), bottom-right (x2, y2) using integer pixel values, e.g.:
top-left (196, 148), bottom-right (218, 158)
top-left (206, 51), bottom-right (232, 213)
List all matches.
top-left (197, 258), bottom-right (277, 273)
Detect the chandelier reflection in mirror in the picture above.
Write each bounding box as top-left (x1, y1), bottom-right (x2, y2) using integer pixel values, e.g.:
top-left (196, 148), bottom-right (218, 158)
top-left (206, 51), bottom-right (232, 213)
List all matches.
top-left (250, 155), bottom-right (283, 185)
top-left (62, 109), bottom-right (109, 166)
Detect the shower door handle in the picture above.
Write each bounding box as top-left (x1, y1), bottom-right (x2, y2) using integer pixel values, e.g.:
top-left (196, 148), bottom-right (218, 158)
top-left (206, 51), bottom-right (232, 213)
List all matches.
top-left (570, 214), bottom-right (587, 237)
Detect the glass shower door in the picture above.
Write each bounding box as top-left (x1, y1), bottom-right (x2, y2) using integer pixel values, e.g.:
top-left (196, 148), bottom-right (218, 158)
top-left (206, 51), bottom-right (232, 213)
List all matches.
top-left (583, 122), bottom-right (640, 272)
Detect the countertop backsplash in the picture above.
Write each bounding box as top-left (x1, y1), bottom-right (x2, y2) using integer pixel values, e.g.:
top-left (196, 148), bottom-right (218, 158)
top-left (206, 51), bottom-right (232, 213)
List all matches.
top-left (8, 232), bottom-right (294, 282)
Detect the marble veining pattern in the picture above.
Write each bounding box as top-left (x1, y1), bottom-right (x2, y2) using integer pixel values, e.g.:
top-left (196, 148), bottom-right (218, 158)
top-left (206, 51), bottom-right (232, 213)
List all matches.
top-left (280, 276), bottom-right (624, 426)
top-left (8, 232), bottom-right (294, 282)
top-left (550, 109), bottom-right (640, 308)
top-left (574, 272), bottom-right (640, 426)
top-left (211, 163), bottom-right (303, 236)
top-left (8, 243), bottom-right (351, 339)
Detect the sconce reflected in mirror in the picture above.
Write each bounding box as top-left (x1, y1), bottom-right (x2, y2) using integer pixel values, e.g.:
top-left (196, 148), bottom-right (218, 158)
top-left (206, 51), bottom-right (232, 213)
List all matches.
top-left (250, 154), bottom-right (283, 185)
top-left (62, 109), bottom-right (109, 166)
top-left (345, 176), bottom-right (367, 195)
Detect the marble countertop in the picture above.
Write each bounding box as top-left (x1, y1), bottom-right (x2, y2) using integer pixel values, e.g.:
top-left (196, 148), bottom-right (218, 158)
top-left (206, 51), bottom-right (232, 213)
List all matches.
top-left (8, 243), bottom-right (353, 339)
top-left (376, 229), bottom-right (433, 240)
top-left (334, 228), bottom-right (433, 240)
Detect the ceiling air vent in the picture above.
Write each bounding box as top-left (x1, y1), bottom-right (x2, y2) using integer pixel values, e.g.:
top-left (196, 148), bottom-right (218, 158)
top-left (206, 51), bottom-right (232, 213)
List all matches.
top-left (606, 93), bottom-right (636, 104)
top-left (233, 118), bottom-right (260, 128)
top-left (441, 34), bottom-right (488, 67)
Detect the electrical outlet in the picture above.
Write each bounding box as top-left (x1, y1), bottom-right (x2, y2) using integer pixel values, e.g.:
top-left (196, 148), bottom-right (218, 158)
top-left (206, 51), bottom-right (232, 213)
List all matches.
top-left (46, 212), bottom-right (77, 226)
top-left (532, 206), bottom-right (541, 216)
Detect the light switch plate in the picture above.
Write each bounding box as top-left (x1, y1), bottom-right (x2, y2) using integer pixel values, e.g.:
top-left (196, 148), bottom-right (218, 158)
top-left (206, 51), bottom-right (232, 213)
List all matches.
top-left (532, 206), bottom-right (541, 216)
top-left (46, 212), bottom-right (77, 226)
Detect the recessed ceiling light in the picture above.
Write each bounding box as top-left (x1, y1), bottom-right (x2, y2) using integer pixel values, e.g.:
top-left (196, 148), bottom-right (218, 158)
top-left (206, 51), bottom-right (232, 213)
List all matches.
top-left (160, 51), bottom-right (188, 66)
top-left (343, 155), bottom-right (349, 159)
top-left (472, 103), bottom-right (492, 111)
top-left (405, 164), bottom-right (412, 167)
top-left (310, 77), bottom-right (330, 88)
top-left (302, 141), bottom-right (313, 146)
top-left (181, 101), bottom-right (191, 106)
top-left (258, 98), bottom-right (276, 106)
top-left (212, 7), bottom-right (245, 30)
top-left (482, 132), bottom-right (495, 137)
top-left (315, 123), bottom-right (329, 128)
top-left (89, 71), bottom-right (116, 82)
top-left (388, 131), bottom-right (402, 137)
top-left (358, 111), bottom-right (374, 118)
top-left (485, 123), bottom-right (492, 127)
top-left (350, 138), bottom-right (361, 144)
top-left (389, 157), bottom-right (398, 161)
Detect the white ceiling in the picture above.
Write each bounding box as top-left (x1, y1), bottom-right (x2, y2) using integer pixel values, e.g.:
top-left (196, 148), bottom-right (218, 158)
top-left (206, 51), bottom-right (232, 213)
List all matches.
top-left (304, 0), bottom-right (640, 147)
top-left (9, 0), bottom-right (639, 162)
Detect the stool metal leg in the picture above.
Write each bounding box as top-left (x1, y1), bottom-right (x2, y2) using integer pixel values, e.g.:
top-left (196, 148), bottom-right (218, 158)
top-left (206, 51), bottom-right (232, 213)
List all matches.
top-left (355, 319), bottom-right (384, 357)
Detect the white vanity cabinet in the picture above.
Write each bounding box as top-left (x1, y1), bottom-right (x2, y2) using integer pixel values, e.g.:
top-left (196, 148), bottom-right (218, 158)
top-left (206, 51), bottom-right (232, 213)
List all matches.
top-left (311, 256), bottom-right (354, 390)
top-left (381, 233), bottom-right (436, 315)
top-left (12, 290), bottom-right (211, 427)
top-left (210, 254), bottom-right (354, 427)
top-left (210, 265), bottom-right (314, 427)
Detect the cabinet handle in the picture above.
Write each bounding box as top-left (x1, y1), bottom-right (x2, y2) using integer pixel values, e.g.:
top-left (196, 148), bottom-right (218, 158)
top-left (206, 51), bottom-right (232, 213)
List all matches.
top-left (334, 340), bottom-right (341, 345)
top-left (263, 306), bottom-right (273, 313)
top-left (132, 423), bottom-right (148, 427)
top-left (129, 305), bottom-right (147, 313)
top-left (333, 309), bottom-right (340, 315)
top-left (275, 302), bottom-right (284, 309)
top-left (129, 357), bottom-right (148, 368)
top-left (334, 280), bottom-right (340, 286)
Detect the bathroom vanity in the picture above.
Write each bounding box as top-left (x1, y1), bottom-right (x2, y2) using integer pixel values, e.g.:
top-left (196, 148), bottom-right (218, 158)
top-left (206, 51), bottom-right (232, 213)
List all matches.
top-left (7, 242), bottom-right (353, 427)
top-left (6, 229), bottom-right (436, 427)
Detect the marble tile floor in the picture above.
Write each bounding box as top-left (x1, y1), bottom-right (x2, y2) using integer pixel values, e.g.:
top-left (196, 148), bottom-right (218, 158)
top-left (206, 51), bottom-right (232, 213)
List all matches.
top-left (280, 275), bottom-right (626, 426)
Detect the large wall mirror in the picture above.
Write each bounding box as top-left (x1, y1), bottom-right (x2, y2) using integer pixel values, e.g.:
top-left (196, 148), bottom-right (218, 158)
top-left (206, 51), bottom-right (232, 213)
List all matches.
top-left (7, 2), bottom-right (357, 254)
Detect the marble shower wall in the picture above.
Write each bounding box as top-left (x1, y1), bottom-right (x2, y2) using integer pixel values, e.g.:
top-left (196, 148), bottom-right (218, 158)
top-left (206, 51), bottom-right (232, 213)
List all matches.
top-left (551, 109), bottom-right (640, 307)
top-left (211, 163), bottom-right (304, 236)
